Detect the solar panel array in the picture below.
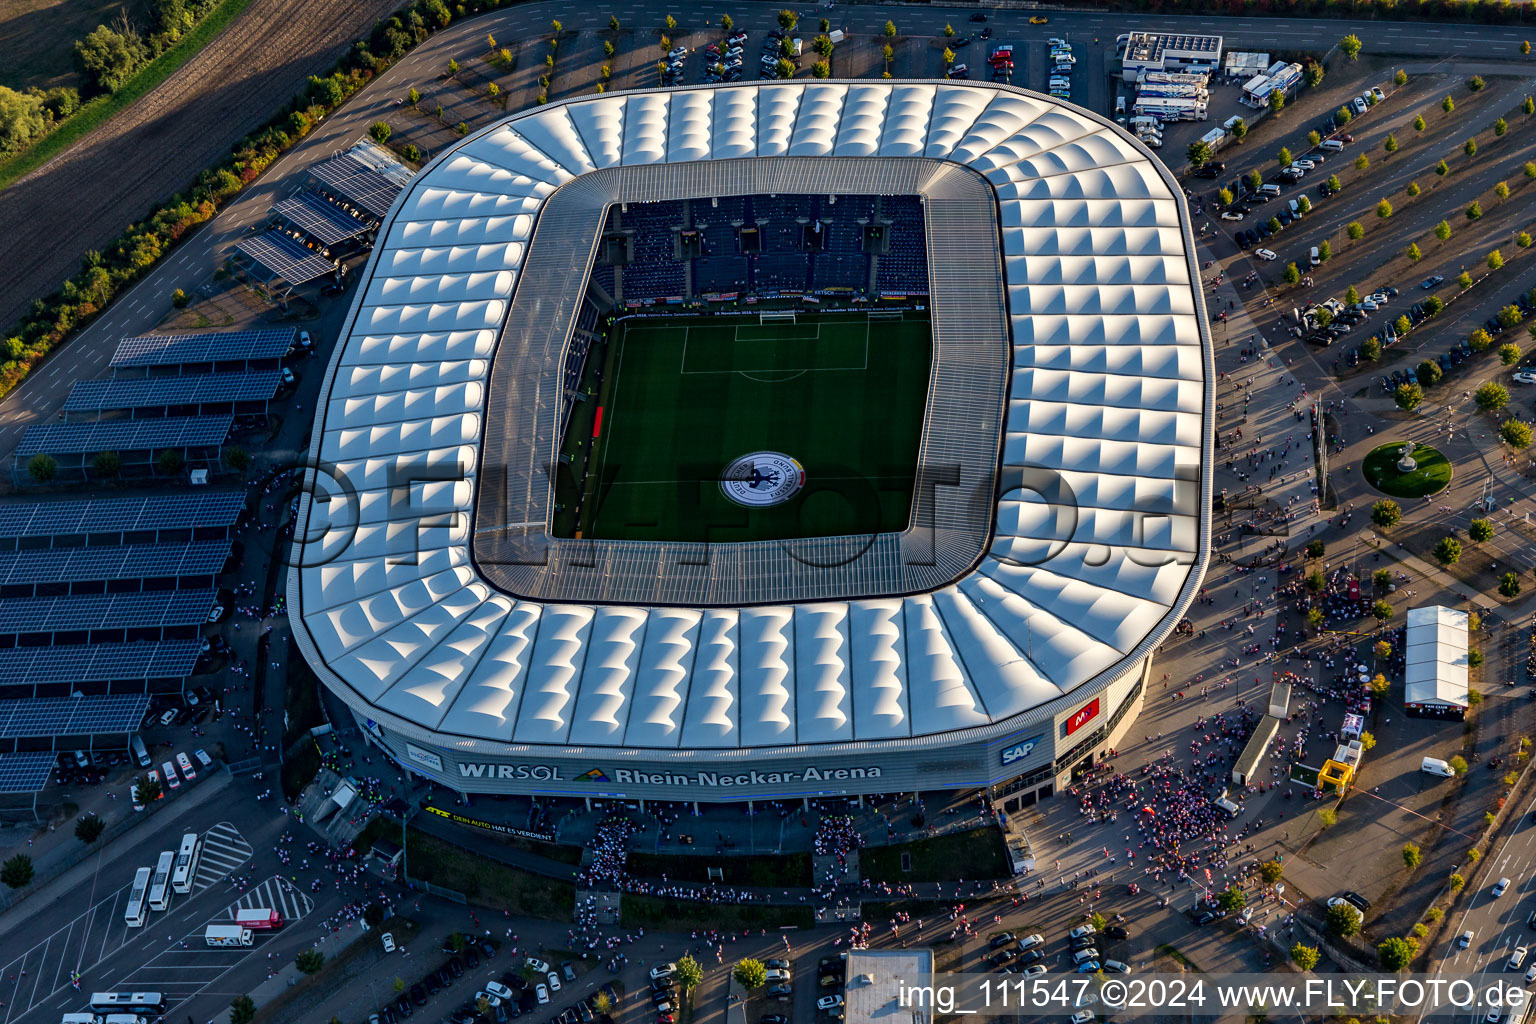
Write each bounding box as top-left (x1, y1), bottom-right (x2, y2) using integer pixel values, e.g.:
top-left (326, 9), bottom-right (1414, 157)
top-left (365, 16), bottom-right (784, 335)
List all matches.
top-left (0, 694), bottom-right (152, 739)
top-left (271, 193), bottom-right (370, 246)
top-left (63, 371), bottom-right (282, 412)
top-left (0, 640), bottom-right (201, 687)
top-left (0, 539), bottom-right (229, 585)
top-left (16, 415), bottom-right (232, 457)
top-left (0, 589), bottom-right (215, 634)
top-left (235, 232), bottom-right (335, 286)
top-left (0, 492), bottom-right (244, 539)
top-left (110, 328), bottom-right (295, 368)
top-left (0, 752), bottom-right (55, 794)
top-left (309, 152), bottom-right (404, 219)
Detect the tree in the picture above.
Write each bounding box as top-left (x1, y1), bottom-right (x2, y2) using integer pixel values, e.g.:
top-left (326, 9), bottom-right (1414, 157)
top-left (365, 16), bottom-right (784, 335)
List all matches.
top-left (1297, 195), bottom-right (1312, 215)
top-left (1283, 263), bottom-right (1301, 285)
top-left (1379, 937), bottom-right (1416, 971)
top-left (1469, 518), bottom-right (1494, 543)
top-left (230, 996), bottom-right (257, 1024)
top-left (777, 9), bottom-right (799, 30)
top-left (1458, 271), bottom-right (1474, 290)
top-left (1469, 74), bottom-right (1487, 91)
top-left (1307, 569), bottom-right (1326, 592)
top-left (136, 772), bottom-right (160, 803)
top-left (1340, 34), bottom-right (1362, 60)
top-left (776, 58), bottom-right (795, 79)
top-left (1269, 90), bottom-right (1285, 114)
top-left (1496, 182), bottom-right (1511, 201)
top-left (720, 14), bottom-right (733, 32)
top-left (1361, 337), bottom-right (1381, 361)
top-left (1403, 842), bottom-right (1423, 870)
top-left (1345, 285), bottom-right (1361, 306)
top-left (1373, 599), bottom-right (1394, 622)
top-left (1394, 382), bottom-right (1422, 411)
top-left (941, 47), bottom-right (955, 66)
top-left (1502, 419), bottom-right (1533, 449)
top-left (1486, 251), bottom-right (1506, 274)
top-left (1424, 296), bottom-right (1444, 315)
top-left (1443, 95), bottom-right (1456, 115)
top-left (1384, 134), bottom-right (1398, 154)
top-left (446, 58), bottom-right (459, 77)
top-left (1407, 181), bottom-right (1421, 198)
top-left (733, 959), bottom-right (767, 990)
top-left (1435, 220), bottom-right (1452, 242)
top-left (1319, 807), bottom-right (1338, 828)
top-left (1355, 154), bottom-right (1370, 172)
top-left (364, 903), bottom-right (386, 928)
top-left (1524, 40), bottom-right (1532, 54)
top-left (1338, 105), bottom-right (1353, 124)
top-left (1277, 146), bottom-right (1292, 168)
top-left (1406, 242), bottom-right (1421, 262)
top-left (1360, 731), bottom-right (1377, 752)
top-left (1416, 360), bottom-right (1442, 386)
top-left (1371, 499), bottom-right (1402, 530)
top-left (75, 24), bottom-right (149, 94)
top-left (1231, 118), bottom-right (1247, 142)
top-left (675, 955), bottom-right (704, 993)
top-left (1217, 885), bottom-right (1247, 912)
top-left (27, 453), bottom-right (56, 483)
top-left (296, 949), bottom-right (326, 975)
top-left (1268, 215), bottom-right (1283, 233)
top-left (75, 814), bottom-right (105, 844)
top-left (157, 449), bottom-right (185, 476)
top-left (1369, 674), bottom-right (1390, 698)
top-left (943, 22), bottom-right (955, 37)
top-left (1305, 62), bottom-right (1325, 87)
top-left (1318, 240), bottom-right (1332, 262)
top-left (1292, 944), bottom-right (1320, 971)
top-left (369, 121), bottom-right (391, 144)
top-left (1217, 187), bottom-right (1235, 207)
top-left (1395, 68), bottom-right (1408, 85)
top-left (810, 60), bottom-right (829, 77)
top-left (812, 35), bottom-right (832, 57)
top-left (1436, 158), bottom-right (1451, 177)
top-left (1477, 381), bottom-right (1510, 411)
top-left (664, 14), bottom-right (677, 31)
top-left (1308, 130), bottom-right (1321, 147)
top-left (1306, 539), bottom-right (1325, 559)
top-left (1414, 113), bottom-right (1426, 132)
top-left (1495, 117), bottom-right (1509, 137)
top-left (1326, 901), bottom-right (1362, 937)
top-left (1464, 138), bottom-right (1478, 159)
top-left (1307, 607), bottom-right (1325, 630)
top-left (394, 978), bottom-right (407, 994)
top-left (1500, 572), bottom-right (1523, 598)
top-left (1246, 169), bottom-right (1263, 192)
top-left (1187, 140), bottom-right (1215, 168)
top-left (1377, 198), bottom-right (1393, 219)
top-left (487, 82), bottom-right (499, 101)
top-left (1433, 537), bottom-right (1462, 566)
top-left (884, 20), bottom-right (896, 37)
top-left (92, 450), bottom-right (121, 477)
top-left (592, 993), bottom-right (614, 1015)
top-left (1471, 327), bottom-right (1494, 351)
top-left (1259, 860), bottom-right (1284, 885)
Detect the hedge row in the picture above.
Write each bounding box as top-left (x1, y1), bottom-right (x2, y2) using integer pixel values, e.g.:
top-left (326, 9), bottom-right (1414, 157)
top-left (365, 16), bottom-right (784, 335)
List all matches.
top-left (0, 0), bottom-right (514, 403)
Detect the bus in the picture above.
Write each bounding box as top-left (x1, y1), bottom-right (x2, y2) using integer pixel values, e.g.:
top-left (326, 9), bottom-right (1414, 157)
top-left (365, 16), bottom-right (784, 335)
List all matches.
top-left (124, 867), bottom-right (152, 929)
top-left (147, 851), bottom-right (174, 912)
top-left (89, 993), bottom-right (165, 1014)
top-left (171, 832), bottom-right (200, 894)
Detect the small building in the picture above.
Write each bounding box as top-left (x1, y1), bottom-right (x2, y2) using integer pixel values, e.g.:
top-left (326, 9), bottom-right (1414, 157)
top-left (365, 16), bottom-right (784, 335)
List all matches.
top-left (845, 949), bottom-right (934, 1024)
top-left (1119, 31), bottom-right (1223, 81)
top-left (1231, 715), bottom-right (1280, 786)
top-left (1269, 679), bottom-right (1291, 718)
top-left (1404, 606), bottom-right (1470, 719)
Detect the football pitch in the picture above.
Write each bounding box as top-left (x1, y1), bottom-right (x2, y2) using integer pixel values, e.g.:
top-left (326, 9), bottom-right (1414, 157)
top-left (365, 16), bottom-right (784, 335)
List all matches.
top-left (576, 311), bottom-right (932, 543)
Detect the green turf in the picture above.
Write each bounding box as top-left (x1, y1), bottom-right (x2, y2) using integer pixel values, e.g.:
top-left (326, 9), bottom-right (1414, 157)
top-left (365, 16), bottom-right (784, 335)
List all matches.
top-left (574, 311), bottom-right (931, 543)
top-left (1361, 442), bottom-right (1452, 498)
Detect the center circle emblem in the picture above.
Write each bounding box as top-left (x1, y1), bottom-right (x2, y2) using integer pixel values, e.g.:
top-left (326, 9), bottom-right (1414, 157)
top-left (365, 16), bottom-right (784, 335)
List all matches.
top-left (720, 451), bottom-right (805, 507)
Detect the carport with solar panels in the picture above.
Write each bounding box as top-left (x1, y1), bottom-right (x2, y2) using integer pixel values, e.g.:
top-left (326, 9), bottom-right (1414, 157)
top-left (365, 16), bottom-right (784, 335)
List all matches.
top-left (0, 697), bottom-right (157, 821)
top-left (0, 491), bottom-right (242, 700)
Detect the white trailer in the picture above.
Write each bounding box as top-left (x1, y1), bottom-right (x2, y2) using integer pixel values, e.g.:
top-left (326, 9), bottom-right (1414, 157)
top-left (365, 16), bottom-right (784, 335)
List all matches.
top-left (205, 925), bottom-right (253, 947)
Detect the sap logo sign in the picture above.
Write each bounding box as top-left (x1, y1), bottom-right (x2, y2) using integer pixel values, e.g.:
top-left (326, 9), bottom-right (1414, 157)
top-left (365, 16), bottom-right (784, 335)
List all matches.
top-left (1001, 736), bottom-right (1043, 766)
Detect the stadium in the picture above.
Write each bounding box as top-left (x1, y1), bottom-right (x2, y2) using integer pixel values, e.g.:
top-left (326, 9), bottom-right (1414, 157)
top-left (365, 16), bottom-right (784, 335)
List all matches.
top-left (290, 80), bottom-right (1213, 811)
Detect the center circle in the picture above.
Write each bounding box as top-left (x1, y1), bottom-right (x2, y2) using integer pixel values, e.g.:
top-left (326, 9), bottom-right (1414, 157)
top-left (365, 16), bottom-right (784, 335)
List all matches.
top-left (720, 451), bottom-right (805, 508)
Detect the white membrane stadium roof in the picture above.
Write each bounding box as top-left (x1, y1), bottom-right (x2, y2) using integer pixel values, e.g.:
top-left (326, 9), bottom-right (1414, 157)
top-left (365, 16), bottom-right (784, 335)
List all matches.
top-left (292, 82), bottom-right (1212, 755)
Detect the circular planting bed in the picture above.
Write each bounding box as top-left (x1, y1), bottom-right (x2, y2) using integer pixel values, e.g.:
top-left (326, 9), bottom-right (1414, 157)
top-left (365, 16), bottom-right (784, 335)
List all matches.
top-left (1361, 442), bottom-right (1452, 498)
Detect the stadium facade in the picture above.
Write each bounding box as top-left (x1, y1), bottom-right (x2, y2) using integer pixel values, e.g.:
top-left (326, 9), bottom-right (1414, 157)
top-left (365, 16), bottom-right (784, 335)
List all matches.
top-left (290, 81), bottom-right (1213, 810)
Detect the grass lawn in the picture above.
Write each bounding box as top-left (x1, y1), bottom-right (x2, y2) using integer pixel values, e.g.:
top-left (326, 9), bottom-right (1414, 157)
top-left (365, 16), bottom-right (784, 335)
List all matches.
top-left (626, 850), bottom-right (812, 887)
top-left (0, 0), bottom-right (257, 191)
top-left (569, 311), bottom-right (931, 542)
top-left (404, 830), bottom-right (575, 919)
top-left (1361, 442), bottom-right (1452, 498)
top-left (860, 829), bottom-right (1011, 882)
top-left (621, 895), bottom-right (814, 931)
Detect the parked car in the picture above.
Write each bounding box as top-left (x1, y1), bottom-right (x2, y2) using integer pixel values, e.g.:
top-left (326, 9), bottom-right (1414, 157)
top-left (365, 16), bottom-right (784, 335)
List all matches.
top-left (1420, 275), bottom-right (1444, 289)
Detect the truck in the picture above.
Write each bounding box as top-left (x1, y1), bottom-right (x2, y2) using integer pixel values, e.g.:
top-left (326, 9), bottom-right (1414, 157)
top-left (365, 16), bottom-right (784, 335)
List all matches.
top-left (234, 908), bottom-right (283, 930)
top-left (206, 924), bottom-right (254, 947)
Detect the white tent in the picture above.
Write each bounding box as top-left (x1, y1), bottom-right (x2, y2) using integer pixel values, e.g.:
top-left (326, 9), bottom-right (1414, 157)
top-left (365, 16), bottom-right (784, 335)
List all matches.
top-left (1403, 605), bottom-right (1469, 718)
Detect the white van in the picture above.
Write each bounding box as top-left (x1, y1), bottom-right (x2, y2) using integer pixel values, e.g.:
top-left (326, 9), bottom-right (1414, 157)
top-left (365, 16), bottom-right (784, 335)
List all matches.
top-left (61, 1015), bottom-right (99, 1024)
top-left (1049, 77), bottom-right (1071, 90)
top-left (1320, 138), bottom-right (1345, 152)
top-left (1259, 183), bottom-right (1282, 198)
top-left (1309, 246), bottom-right (1321, 267)
top-left (1072, 948), bottom-right (1100, 965)
top-left (1213, 792), bottom-right (1241, 817)
top-left (1422, 756), bottom-right (1457, 777)
top-left (130, 734), bottom-right (151, 768)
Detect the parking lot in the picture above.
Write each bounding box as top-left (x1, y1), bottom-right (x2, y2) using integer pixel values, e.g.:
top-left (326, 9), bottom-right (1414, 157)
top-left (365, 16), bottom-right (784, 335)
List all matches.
top-left (0, 823), bottom-right (252, 1024)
